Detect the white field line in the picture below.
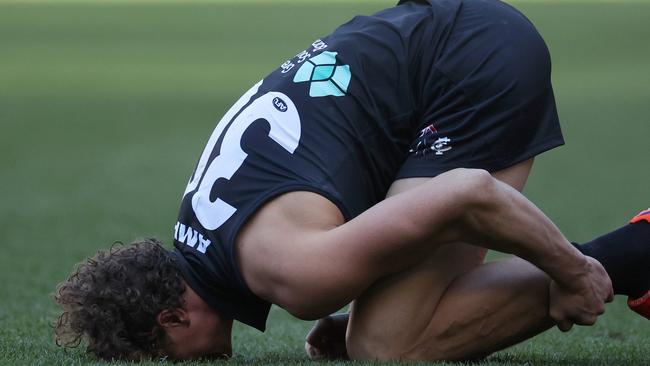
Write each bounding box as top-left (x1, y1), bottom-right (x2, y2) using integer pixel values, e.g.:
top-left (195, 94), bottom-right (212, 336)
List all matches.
top-left (1, 0), bottom-right (649, 4)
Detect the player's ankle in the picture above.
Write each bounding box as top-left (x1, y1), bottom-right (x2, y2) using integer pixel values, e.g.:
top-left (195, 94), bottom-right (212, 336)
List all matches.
top-left (573, 219), bottom-right (650, 298)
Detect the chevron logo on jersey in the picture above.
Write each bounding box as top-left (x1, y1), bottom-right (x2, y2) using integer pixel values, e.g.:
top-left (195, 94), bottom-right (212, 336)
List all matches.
top-left (293, 51), bottom-right (351, 97)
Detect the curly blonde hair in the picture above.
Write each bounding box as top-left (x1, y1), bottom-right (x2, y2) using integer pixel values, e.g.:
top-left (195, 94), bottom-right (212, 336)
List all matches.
top-left (54, 239), bottom-right (185, 361)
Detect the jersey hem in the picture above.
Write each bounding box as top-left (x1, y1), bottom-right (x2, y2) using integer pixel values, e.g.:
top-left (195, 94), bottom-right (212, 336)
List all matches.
top-left (395, 133), bottom-right (565, 179)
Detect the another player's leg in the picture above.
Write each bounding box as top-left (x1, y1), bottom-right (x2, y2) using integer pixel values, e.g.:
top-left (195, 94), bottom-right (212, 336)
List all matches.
top-left (574, 210), bottom-right (650, 318)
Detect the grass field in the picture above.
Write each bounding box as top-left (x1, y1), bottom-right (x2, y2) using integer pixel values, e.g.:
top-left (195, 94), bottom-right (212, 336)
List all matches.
top-left (1, 0), bottom-right (649, 365)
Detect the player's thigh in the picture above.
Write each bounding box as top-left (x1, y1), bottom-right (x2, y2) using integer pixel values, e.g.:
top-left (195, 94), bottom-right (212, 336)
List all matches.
top-left (346, 159), bottom-right (534, 361)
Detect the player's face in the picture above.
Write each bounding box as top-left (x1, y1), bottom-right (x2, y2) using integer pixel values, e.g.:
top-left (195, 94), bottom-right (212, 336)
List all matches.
top-left (170, 324), bottom-right (232, 360)
top-left (160, 286), bottom-right (233, 360)
top-left (167, 309), bottom-right (233, 360)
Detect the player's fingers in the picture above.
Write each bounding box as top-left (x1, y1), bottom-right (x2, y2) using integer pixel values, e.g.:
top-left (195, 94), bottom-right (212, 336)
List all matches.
top-left (556, 320), bottom-right (573, 332)
top-left (305, 320), bottom-right (327, 346)
top-left (579, 314), bottom-right (598, 326)
top-left (593, 301), bottom-right (606, 316)
top-left (606, 289), bottom-right (614, 303)
top-left (305, 342), bottom-right (323, 359)
top-left (570, 310), bottom-right (600, 326)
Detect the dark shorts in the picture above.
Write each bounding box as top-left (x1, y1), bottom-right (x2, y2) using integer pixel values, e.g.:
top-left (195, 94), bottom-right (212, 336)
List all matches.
top-left (172, 0), bottom-right (566, 333)
top-left (395, 0), bottom-right (564, 179)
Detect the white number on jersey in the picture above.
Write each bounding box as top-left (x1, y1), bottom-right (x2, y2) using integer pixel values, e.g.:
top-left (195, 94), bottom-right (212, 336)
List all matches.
top-left (183, 81), bottom-right (302, 231)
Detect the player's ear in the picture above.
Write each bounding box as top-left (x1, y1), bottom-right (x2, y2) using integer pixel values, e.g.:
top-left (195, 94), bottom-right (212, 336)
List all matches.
top-left (156, 308), bottom-right (190, 329)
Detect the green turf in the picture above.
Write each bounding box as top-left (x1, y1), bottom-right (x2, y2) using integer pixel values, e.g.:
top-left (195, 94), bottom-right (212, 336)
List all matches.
top-left (1, 1), bottom-right (649, 365)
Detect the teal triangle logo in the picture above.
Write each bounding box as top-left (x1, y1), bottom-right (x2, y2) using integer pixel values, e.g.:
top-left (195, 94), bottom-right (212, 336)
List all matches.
top-left (293, 51), bottom-right (351, 97)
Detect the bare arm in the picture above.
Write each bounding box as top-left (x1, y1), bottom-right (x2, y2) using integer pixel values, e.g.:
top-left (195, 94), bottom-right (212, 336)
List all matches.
top-left (326, 169), bottom-right (612, 327)
top-left (240, 168), bottom-right (611, 327)
top-left (334, 169), bottom-right (585, 285)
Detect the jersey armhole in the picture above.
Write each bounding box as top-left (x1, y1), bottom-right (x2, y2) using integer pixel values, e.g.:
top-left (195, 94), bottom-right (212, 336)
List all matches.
top-left (226, 182), bottom-right (353, 295)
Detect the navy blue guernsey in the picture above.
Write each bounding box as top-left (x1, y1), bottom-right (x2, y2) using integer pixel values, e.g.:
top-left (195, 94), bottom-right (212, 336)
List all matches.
top-left (172, 0), bottom-right (564, 331)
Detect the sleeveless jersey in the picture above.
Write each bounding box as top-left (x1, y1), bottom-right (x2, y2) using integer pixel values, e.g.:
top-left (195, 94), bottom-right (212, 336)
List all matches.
top-left (171, 0), bottom-right (564, 331)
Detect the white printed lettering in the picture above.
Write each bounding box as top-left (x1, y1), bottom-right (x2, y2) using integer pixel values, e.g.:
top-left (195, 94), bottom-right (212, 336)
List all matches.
top-left (191, 92), bottom-right (301, 230)
top-left (182, 88), bottom-right (302, 233)
top-left (174, 221), bottom-right (212, 253)
top-left (296, 50), bottom-right (311, 63)
top-left (177, 223), bottom-right (198, 247)
top-left (311, 39), bottom-right (328, 52)
top-left (184, 81), bottom-right (263, 197)
top-left (197, 235), bottom-right (211, 254)
top-left (280, 60), bottom-right (296, 74)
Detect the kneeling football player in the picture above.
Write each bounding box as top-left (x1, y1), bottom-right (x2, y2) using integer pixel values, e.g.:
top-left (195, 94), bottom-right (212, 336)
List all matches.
top-left (55, 0), bottom-right (649, 362)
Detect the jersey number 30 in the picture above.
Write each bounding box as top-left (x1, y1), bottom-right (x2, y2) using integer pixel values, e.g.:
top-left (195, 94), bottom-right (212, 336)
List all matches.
top-left (183, 81), bottom-right (302, 230)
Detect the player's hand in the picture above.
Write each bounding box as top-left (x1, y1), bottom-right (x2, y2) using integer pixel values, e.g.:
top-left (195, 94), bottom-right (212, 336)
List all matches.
top-left (548, 256), bottom-right (614, 332)
top-left (304, 313), bottom-right (349, 360)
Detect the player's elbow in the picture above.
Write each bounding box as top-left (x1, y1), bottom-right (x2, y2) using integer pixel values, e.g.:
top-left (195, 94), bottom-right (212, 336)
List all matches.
top-left (279, 294), bottom-right (333, 321)
top-left (263, 278), bottom-right (323, 320)
top-left (274, 265), bottom-right (362, 321)
top-left (278, 279), bottom-right (359, 321)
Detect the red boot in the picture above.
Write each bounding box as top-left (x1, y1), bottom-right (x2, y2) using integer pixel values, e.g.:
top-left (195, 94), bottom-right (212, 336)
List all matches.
top-left (628, 208), bottom-right (650, 319)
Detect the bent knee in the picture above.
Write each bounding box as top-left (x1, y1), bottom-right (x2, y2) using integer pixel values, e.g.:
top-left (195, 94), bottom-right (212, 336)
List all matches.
top-left (440, 167), bottom-right (490, 181)
top-left (436, 168), bottom-right (497, 212)
top-left (439, 168), bottom-right (495, 196)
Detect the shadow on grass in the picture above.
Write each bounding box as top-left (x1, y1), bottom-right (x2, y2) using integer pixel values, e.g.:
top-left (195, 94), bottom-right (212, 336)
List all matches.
top-left (227, 352), bottom-right (644, 366)
top-left (489, 353), bottom-right (642, 366)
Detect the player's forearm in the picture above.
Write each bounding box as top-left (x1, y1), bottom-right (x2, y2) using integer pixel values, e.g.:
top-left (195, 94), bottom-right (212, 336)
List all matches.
top-left (332, 168), bottom-right (586, 290)
top-left (457, 172), bottom-right (588, 286)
